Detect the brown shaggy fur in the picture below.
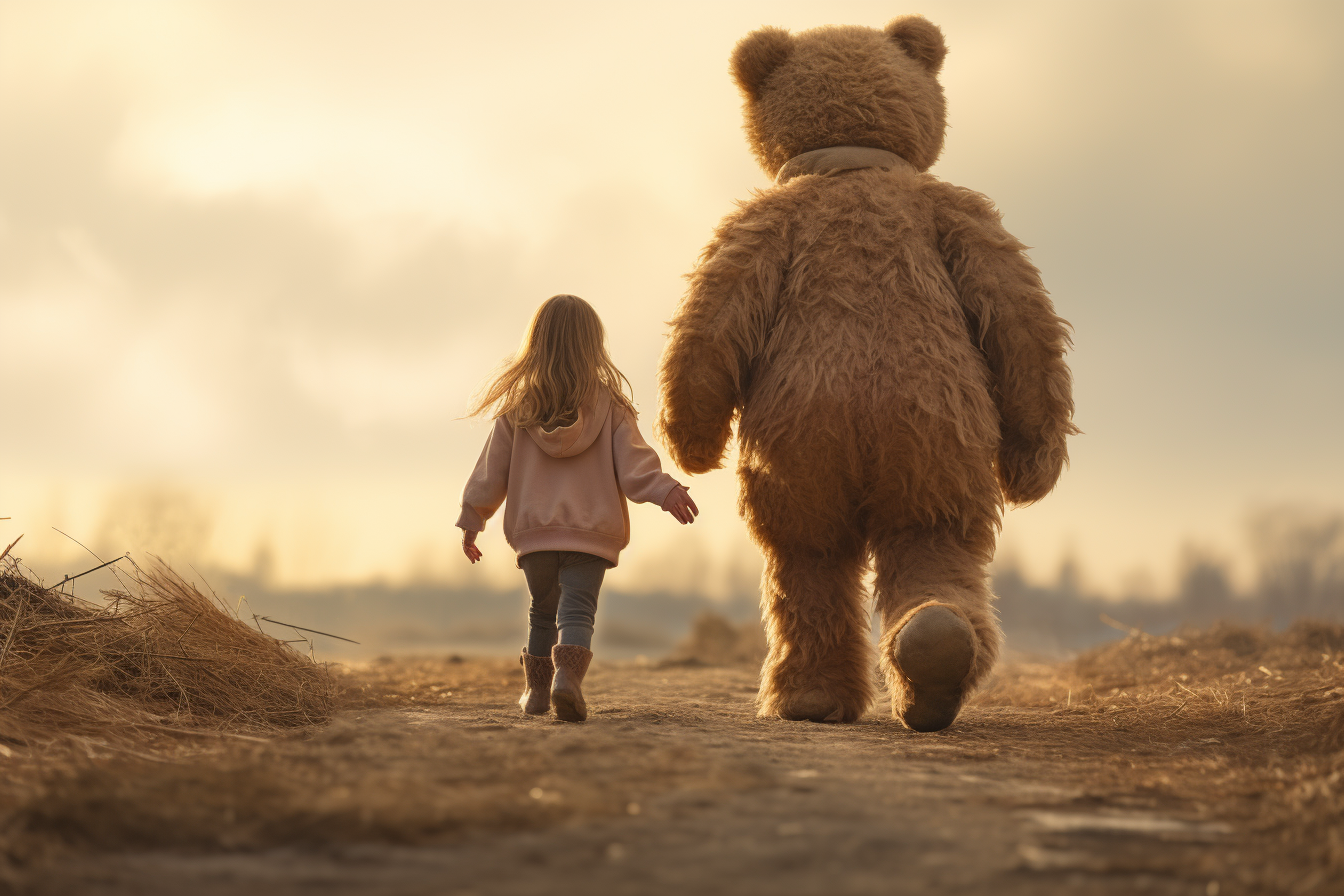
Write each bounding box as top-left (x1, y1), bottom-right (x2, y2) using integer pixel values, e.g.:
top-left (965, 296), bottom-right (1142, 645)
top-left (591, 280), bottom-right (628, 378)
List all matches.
top-left (731, 20), bottom-right (948, 177)
top-left (657, 16), bottom-right (1076, 726)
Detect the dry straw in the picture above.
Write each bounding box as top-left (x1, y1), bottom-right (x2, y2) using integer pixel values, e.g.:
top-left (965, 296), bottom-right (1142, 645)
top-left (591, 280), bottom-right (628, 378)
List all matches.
top-left (0, 552), bottom-right (335, 748)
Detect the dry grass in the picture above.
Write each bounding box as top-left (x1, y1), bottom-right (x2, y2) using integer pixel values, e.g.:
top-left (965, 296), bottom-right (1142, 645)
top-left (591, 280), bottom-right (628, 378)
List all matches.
top-left (974, 621), bottom-right (1344, 893)
top-left (4, 575), bottom-right (1344, 893)
top-left (0, 554), bottom-right (335, 750)
top-left (0, 554), bottom-right (341, 883)
top-left (979, 620), bottom-right (1344, 756)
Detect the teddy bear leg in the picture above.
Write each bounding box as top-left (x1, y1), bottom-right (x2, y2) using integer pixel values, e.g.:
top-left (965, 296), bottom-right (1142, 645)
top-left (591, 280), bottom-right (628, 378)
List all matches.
top-left (871, 519), bottom-right (1001, 731)
top-left (755, 540), bottom-right (873, 723)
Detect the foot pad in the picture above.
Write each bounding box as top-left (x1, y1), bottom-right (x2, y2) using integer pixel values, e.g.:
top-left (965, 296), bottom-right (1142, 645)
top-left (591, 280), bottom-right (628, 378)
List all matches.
top-left (892, 606), bottom-right (975, 732)
top-left (780, 689), bottom-right (845, 723)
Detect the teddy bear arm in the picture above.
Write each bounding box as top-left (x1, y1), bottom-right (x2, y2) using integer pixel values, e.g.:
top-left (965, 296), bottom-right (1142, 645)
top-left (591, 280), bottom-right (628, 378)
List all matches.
top-left (657, 203), bottom-right (790, 474)
top-left (656, 328), bottom-right (740, 474)
top-left (937, 200), bottom-right (1078, 505)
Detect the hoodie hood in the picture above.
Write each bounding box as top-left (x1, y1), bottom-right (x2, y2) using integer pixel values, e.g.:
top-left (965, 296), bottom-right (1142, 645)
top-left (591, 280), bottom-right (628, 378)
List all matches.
top-left (524, 390), bottom-right (612, 458)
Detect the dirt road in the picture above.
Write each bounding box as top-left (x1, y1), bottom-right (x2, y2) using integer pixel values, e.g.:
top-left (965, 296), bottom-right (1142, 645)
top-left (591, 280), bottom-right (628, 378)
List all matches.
top-left (9, 632), bottom-right (1340, 896)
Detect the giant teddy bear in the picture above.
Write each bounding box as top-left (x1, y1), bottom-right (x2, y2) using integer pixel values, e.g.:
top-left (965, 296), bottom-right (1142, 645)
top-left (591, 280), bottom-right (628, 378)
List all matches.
top-left (657, 15), bottom-right (1076, 731)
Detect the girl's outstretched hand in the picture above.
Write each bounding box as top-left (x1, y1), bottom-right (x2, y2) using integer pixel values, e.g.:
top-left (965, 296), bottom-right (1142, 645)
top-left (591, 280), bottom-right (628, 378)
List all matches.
top-left (661, 485), bottom-right (699, 525)
top-left (461, 528), bottom-right (482, 563)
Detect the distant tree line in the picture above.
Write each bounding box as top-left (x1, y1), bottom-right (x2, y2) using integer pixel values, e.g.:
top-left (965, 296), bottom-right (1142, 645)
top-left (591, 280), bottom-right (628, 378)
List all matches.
top-left (995, 507), bottom-right (1344, 655)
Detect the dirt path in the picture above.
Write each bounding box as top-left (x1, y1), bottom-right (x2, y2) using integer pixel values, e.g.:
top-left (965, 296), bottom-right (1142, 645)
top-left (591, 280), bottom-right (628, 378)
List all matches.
top-left (10, 653), bottom-right (1298, 896)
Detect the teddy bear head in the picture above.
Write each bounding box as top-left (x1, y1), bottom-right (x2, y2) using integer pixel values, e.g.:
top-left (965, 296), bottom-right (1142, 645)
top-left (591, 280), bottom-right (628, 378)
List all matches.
top-left (731, 16), bottom-right (948, 177)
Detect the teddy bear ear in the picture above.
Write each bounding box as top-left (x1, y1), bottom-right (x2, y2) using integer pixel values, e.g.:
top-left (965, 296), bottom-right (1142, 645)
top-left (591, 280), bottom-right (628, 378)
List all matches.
top-left (884, 15), bottom-right (947, 74)
top-left (731, 26), bottom-right (794, 100)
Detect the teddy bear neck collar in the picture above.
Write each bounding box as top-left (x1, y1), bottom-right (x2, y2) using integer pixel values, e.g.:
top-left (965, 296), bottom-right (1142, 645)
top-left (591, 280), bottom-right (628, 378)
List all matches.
top-left (775, 146), bottom-right (913, 185)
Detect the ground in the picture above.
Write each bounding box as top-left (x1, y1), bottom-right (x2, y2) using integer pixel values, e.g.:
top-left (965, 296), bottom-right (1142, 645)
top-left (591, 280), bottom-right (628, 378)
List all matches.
top-left (2, 623), bottom-right (1343, 896)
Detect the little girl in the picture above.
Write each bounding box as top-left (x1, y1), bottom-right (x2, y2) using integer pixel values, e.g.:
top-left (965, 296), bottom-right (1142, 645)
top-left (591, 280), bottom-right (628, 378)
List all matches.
top-left (457, 294), bottom-right (698, 722)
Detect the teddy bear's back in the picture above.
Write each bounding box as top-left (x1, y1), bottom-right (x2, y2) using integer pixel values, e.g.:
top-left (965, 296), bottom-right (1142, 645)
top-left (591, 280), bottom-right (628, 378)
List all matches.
top-left (735, 167), bottom-right (1000, 487)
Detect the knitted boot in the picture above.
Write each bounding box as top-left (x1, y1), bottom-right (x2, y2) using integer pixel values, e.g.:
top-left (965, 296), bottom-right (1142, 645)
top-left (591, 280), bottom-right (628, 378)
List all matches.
top-left (551, 644), bottom-right (593, 723)
top-left (518, 648), bottom-right (555, 715)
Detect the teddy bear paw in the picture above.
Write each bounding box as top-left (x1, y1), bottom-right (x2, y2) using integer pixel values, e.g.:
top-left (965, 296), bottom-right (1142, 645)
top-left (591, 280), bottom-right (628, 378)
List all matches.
top-left (779, 689), bottom-right (848, 723)
top-left (891, 605), bottom-right (976, 732)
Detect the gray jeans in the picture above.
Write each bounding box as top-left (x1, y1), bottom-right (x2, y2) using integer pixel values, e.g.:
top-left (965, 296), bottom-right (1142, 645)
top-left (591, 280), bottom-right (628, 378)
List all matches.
top-left (519, 551), bottom-right (608, 655)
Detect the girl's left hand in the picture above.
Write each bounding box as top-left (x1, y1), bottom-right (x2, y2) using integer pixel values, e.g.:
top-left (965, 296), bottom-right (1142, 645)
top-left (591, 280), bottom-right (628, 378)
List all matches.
top-left (461, 528), bottom-right (483, 563)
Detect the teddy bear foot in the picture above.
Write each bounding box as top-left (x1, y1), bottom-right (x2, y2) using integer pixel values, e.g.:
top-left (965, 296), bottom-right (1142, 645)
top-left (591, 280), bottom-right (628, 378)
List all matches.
top-left (891, 605), bottom-right (975, 732)
top-left (777, 688), bottom-right (850, 723)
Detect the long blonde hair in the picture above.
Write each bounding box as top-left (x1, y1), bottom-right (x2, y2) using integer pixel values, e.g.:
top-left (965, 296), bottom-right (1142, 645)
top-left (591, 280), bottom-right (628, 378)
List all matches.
top-left (470, 294), bottom-right (636, 429)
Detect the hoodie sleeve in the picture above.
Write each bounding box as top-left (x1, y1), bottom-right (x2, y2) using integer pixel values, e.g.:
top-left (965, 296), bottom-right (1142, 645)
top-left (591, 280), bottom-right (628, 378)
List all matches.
top-left (456, 416), bottom-right (514, 531)
top-left (612, 412), bottom-right (681, 506)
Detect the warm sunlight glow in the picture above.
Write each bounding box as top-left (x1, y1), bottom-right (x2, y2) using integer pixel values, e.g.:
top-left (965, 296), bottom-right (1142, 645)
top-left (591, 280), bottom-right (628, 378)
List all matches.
top-left (3, 0), bottom-right (1341, 599)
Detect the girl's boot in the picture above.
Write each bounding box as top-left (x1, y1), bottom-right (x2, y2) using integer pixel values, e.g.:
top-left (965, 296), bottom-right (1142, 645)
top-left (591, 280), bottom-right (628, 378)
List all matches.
top-left (551, 644), bottom-right (593, 722)
top-left (519, 649), bottom-right (555, 715)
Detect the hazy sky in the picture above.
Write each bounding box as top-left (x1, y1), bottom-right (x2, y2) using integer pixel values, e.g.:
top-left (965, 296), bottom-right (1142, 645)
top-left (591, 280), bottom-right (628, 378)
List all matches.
top-left (2, 0), bottom-right (1341, 597)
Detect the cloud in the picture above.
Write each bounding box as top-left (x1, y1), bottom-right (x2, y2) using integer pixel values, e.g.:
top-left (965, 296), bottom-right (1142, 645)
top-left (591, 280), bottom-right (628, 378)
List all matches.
top-left (2, 0), bottom-right (1342, 592)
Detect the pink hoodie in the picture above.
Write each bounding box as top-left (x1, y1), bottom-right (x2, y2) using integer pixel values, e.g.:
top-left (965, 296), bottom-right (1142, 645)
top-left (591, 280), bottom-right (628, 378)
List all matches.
top-left (456, 391), bottom-right (681, 566)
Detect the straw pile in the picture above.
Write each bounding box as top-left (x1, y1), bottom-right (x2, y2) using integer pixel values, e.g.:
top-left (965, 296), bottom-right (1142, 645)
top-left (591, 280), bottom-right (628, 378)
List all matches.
top-left (1068, 620), bottom-right (1344, 754)
top-left (1074, 622), bottom-right (1344, 884)
top-left (663, 611), bottom-right (767, 666)
top-left (984, 620), bottom-right (1344, 753)
top-left (980, 620), bottom-right (1344, 890)
top-left (0, 552), bottom-right (335, 748)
